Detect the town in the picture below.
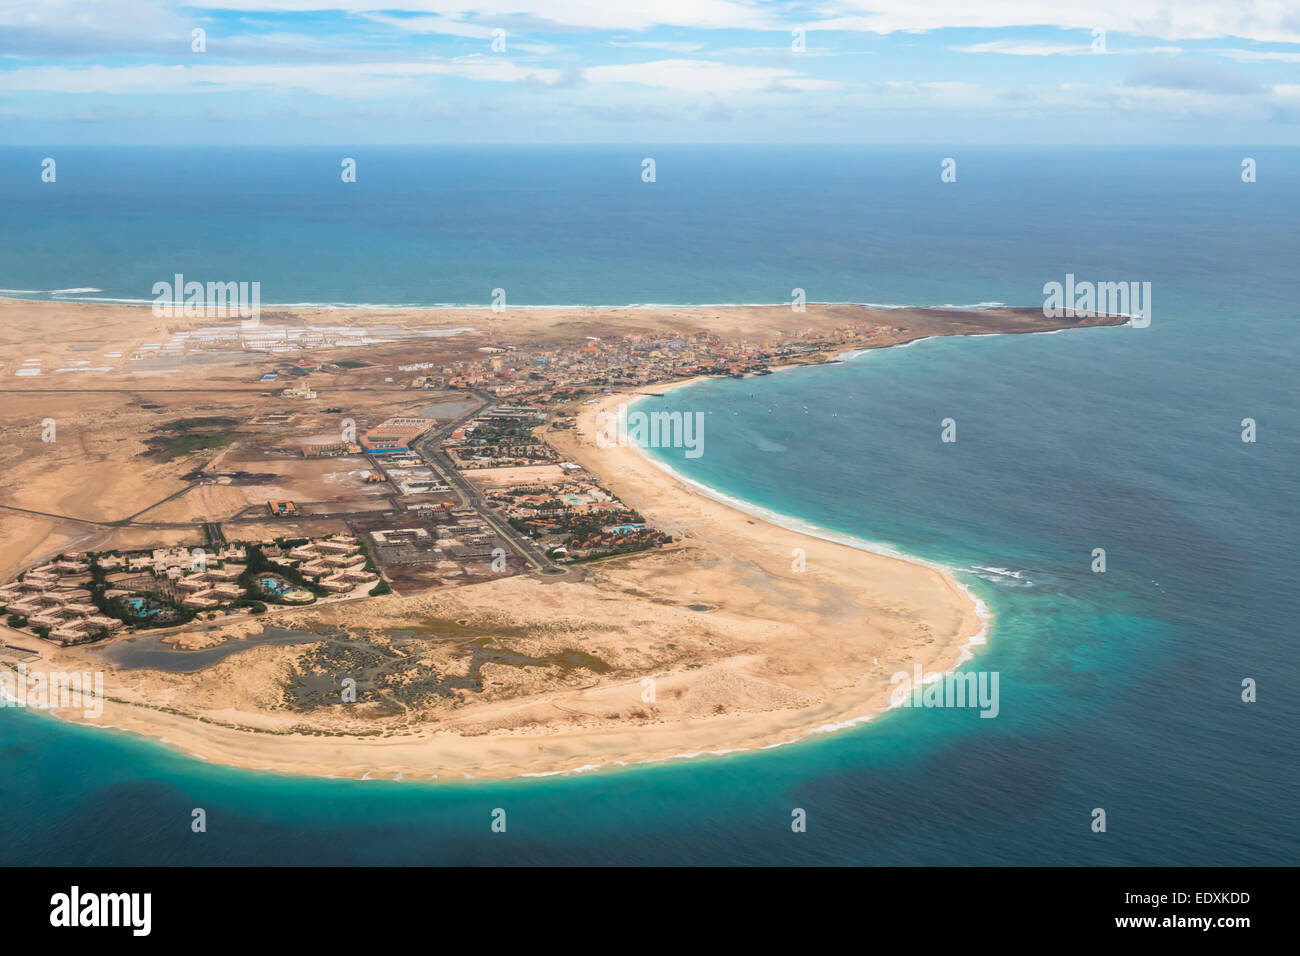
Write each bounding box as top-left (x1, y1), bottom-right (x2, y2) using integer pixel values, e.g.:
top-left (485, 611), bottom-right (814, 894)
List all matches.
top-left (1, 318), bottom-right (904, 647)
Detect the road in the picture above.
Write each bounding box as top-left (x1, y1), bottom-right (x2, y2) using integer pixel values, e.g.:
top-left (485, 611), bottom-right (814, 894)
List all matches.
top-left (0, 386), bottom-right (559, 572)
top-left (411, 390), bottom-right (558, 573)
top-left (0, 480), bottom-right (205, 527)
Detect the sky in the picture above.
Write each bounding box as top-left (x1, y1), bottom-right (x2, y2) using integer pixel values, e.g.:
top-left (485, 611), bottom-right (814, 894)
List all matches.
top-left (3, 1), bottom-right (1300, 144)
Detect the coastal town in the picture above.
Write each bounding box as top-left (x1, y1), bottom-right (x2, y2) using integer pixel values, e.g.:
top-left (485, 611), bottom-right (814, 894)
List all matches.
top-left (1, 313), bottom-right (912, 648)
top-left (409, 319), bottom-right (894, 400)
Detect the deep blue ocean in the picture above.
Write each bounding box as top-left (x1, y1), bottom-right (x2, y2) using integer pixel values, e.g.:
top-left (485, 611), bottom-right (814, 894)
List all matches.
top-left (0, 147), bottom-right (1295, 865)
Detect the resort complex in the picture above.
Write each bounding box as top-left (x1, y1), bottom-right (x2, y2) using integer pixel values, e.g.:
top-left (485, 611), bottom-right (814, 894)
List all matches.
top-left (0, 534), bottom-right (383, 645)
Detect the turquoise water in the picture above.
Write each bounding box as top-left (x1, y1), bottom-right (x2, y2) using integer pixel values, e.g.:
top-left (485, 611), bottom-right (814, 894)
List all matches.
top-left (0, 147), bottom-right (1296, 864)
top-left (125, 597), bottom-right (161, 618)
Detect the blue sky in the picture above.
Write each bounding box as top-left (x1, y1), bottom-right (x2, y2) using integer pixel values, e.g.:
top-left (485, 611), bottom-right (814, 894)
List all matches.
top-left (4, 1), bottom-right (1300, 144)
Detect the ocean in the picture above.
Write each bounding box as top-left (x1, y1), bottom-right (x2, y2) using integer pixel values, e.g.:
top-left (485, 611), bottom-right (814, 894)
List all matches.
top-left (0, 146), bottom-right (1296, 865)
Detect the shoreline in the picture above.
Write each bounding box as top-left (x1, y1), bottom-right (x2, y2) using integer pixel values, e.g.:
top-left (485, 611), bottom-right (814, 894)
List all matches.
top-left (3, 306), bottom-right (1125, 782)
top-left (532, 377), bottom-right (990, 773)
top-left (0, 293), bottom-right (1016, 313)
top-left (622, 404), bottom-right (993, 667)
top-left (26, 367), bottom-right (986, 781)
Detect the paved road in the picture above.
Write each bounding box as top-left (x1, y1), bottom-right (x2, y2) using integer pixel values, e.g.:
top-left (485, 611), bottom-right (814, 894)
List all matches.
top-left (411, 391), bottom-right (558, 573)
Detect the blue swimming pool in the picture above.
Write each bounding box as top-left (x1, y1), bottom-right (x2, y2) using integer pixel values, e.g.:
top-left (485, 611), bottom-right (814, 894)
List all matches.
top-left (125, 597), bottom-right (161, 617)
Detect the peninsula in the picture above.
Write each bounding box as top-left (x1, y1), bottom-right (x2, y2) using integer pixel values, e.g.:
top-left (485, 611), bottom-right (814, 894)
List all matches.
top-left (0, 298), bottom-right (1125, 778)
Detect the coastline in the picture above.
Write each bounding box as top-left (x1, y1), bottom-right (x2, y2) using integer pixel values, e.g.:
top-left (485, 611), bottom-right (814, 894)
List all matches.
top-left (0, 302), bottom-right (1128, 782)
top-left (620, 375), bottom-right (993, 669)
top-left (26, 376), bottom-right (985, 783)
top-left (0, 292), bottom-right (1014, 312)
top-left (534, 376), bottom-right (989, 769)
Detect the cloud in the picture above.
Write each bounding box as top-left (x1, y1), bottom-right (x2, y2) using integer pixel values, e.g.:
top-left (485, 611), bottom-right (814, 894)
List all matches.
top-left (952, 40), bottom-right (1095, 56)
top-left (1124, 57), bottom-right (1266, 95)
top-left (0, 55), bottom-right (840, 99)
top-left (359, 13), bottom-right (494, 39)
top-left (953, 39), bottom-right (1183, 56)
top-left (7, 0), bottom-right (1300, 144)
top-left (0, 59), bottom-right (564, 96)
top-left (584, 58), bottom-right (839, 93)
top-left (583, 103), bottom-right (676, 123)
top-left (159, 1), bottom-right (1300, 43)
top-left (1212, 48), bottom-right (1300, 63)
top-left (187, 0), bottom-right (777, 32)
top-left (810, 1), bottom-right (1300, 44)
top-left (607, 39), bottom-right (708, 53)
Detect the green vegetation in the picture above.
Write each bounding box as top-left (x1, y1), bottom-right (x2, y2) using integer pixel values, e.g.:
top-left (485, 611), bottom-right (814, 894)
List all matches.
top-left (238, 545), bottom-right (329, 600)
top-left (104, 591), bottom-right (195, 629)
top-left (333, 360), bottom-right (369, 369)
top-left (509, 504), bottom-right (668, 562)
top-left (143, 417), bottom-right (239, 461)
top-left (354, 538), bottom-right (379, 575)
top-left (368, 579), bottom-right (391, 596)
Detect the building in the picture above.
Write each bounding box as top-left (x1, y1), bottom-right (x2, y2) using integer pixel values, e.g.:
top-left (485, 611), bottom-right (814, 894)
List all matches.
top-left (301, 440), bottom-right (362, 457)
top-left (361, 416), bottom-right (435, 454)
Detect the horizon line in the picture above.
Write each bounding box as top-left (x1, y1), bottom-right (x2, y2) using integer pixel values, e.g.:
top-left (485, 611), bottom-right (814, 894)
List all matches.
top-left (3, 142), bottom-right (1296, 149)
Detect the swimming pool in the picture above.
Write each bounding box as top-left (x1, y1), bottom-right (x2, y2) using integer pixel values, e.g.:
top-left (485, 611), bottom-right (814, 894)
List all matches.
top-left (125, 597), bottom-right (162, 617)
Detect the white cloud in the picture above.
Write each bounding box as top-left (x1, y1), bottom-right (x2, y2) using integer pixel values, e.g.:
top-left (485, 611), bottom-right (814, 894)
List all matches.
top-left (1212, 48), bottom-right (1300, 62)
top-left (584, 59), bottom-right (839, 93)
top-left (952, 40), bottom-right (1096, 56)
top-left (9, 0), bottom-right (1300, 48)
top-left (0, 56), bottom-right (840, 98)
top-left (954, 40), bottom-right (1186, 56)
top-left (0, 59), bottom-right (563, 96)
top-left (608, 39), bottom-right (708, 53)
top-left (359, 13), bottom-right (494, 39)
top-left (811, 1), bottom-right (1300, 45)
top-left (188, 0), bottom-right (776, 32)
top-left (182, 0), bottom-right (1300, 44)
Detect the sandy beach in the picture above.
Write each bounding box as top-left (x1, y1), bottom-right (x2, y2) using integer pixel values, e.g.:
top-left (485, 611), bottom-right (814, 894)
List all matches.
top-left (17, 378), bottom-right (982, 781)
